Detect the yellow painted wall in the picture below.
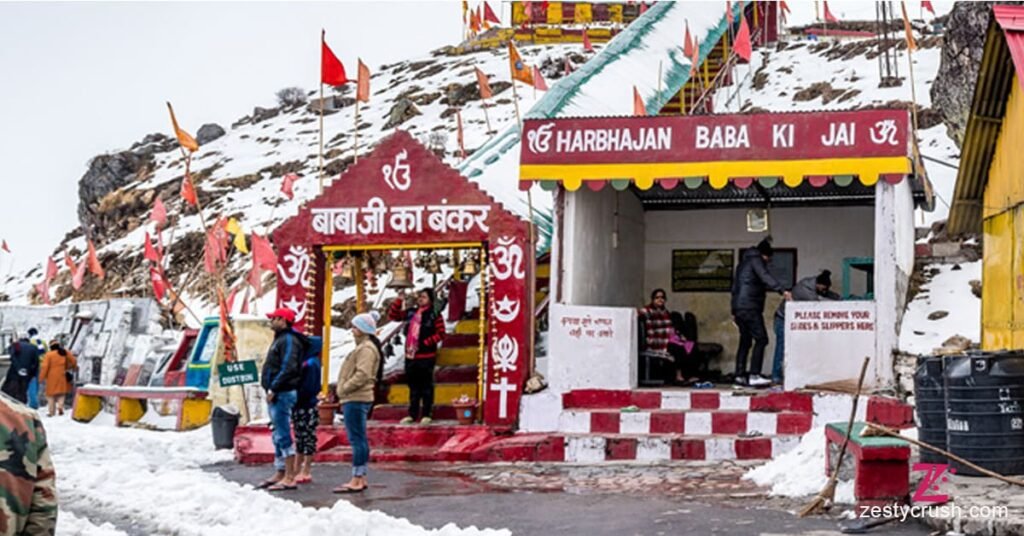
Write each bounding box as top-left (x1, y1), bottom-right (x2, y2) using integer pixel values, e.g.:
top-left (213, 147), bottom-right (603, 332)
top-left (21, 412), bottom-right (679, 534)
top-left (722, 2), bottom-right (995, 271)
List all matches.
top-left (981, 75), bottom-right (1024, 350)
top-left (984, 76), bottom-right (1024, 220)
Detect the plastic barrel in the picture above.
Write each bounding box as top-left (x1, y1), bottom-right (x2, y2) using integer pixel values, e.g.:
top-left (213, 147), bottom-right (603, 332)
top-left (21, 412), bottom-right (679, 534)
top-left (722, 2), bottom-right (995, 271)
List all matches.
top-left (211, 405), bottom-right (241, 450)
top-left (945, 351), bottom-right (1024, 476)
top-left (914, 356), bottom-right (946, 463)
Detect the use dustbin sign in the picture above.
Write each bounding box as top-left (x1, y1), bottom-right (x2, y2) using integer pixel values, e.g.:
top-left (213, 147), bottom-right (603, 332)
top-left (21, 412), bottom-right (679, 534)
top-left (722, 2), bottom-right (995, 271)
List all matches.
top-left (212, 361), bottom-right (258, 449)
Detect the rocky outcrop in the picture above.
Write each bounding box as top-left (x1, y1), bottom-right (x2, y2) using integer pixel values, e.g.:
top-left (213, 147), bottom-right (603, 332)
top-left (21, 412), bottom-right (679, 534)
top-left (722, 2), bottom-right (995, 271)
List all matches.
top-left (196, 123), bottom-right (226, 145)
top-left (930, 2), bottom-right (997, 147)
top-left (77, 152), bottom-right (147, 238)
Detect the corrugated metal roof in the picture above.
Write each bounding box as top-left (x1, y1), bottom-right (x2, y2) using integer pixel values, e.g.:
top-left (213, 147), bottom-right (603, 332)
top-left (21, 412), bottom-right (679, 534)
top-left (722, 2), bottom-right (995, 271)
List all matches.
top-left (946, 6), bottom-right (1023, 235)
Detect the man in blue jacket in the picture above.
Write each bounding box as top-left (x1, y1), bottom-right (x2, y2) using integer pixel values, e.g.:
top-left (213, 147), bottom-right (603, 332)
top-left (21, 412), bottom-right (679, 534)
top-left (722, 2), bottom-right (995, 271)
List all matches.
top-left (258, 307), bottom-right (306, 492)
top-left (1, 332), bottom-right (40, 404)
top-left (731, 238), bottom-right (791, 388)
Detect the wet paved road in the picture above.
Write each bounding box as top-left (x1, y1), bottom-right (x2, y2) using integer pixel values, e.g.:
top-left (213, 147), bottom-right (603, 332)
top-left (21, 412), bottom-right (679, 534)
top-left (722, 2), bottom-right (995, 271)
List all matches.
top-left (215, 462), bottom-right (933, 535)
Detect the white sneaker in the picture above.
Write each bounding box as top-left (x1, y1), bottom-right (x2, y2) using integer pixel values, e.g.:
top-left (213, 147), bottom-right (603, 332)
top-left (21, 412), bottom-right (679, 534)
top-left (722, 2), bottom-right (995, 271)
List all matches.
top-left (733, 376), bottom-right (747, 387)
top-left (747, 375), bottom-right (771, 388)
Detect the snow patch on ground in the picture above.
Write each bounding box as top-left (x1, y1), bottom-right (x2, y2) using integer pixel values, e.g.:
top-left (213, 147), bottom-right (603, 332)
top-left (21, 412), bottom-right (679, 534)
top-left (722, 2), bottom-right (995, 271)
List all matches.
top-left (47, 418), bottom-right (508, 536)
top-left (58, 510), bottom-right (128, 536)
top-left (743, 426), bottom-right (855, 505)
top-left (899, 261), bottom-right (981, 355)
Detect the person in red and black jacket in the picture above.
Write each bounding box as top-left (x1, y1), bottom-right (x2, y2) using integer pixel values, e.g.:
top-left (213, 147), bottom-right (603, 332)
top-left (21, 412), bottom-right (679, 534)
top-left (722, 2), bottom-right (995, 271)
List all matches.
top-left (388, 287), bottom-right (446, 425)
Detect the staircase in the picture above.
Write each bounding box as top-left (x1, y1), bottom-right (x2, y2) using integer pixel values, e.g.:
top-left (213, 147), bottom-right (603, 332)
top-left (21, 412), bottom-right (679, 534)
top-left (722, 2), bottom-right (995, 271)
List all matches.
top-left (373, 319), bottom-right (485, 421)
top-left (658, 40), bottom-right (733, 116)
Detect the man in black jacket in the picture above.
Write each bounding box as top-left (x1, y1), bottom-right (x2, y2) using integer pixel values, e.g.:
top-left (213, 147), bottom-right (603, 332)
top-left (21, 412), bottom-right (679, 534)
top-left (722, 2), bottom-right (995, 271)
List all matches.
top-left (258, 307), bottom-right (306, 492)
top-left (2, 333), bottom-right (41, 404)
top-left (731, 238), bottom-right (791, 388)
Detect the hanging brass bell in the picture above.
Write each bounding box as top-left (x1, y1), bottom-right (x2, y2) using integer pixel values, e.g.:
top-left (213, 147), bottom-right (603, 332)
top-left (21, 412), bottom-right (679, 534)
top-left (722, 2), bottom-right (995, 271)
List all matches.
top-left (427, 253), bottom-right (442, 274)
top-left (339, 255), bottom-right (355, 281)
top-left (388, 262), bottom-right (415, 288)
top-left (376, 253), bottom-right (390, 273)
top-left (462, 255), bottom-right (479, 276)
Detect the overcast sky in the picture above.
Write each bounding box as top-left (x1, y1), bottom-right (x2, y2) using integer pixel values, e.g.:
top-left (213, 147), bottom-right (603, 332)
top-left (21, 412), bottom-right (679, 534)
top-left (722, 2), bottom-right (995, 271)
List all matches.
top-left (0, 1), bottom-right (952, 276)
top-left (0, 1), bottom-right (462, 274)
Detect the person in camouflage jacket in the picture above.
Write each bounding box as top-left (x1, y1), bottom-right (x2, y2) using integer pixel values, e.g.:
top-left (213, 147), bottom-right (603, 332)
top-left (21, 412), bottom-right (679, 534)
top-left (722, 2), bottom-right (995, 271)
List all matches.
top-left (0, 392), bottom-right (56, 535)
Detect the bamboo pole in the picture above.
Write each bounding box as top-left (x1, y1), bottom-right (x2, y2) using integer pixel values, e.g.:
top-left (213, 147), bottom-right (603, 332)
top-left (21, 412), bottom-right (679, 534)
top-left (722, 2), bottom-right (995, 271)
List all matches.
top-left (321, 256), bottom-right (334, 395)
top-left (353, 99), bottom-right (361, 164)
top-left (864, 423), bottom-right (1024, 488)
top-left (476, 246), bottom-right (488, 420)
top-left (353, 255), bottom-right (365, 313)
top-left (319, 82), bottom-right (325, 194)
top-left (481, 98), bottom-right (494, 134)
top-left (527, 188), bottom-right (537, 378)
top-left (512, 80), bottom-right (523, 127)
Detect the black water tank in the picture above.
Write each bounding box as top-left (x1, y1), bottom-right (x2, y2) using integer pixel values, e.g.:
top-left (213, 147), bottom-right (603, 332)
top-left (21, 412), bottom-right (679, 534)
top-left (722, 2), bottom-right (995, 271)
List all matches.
top-left (914, 356), bottom-right (946, 463)
top-left (945, 351), bottom-right (1024, 476)
top-left (211, 405), bottom-right (240, 450)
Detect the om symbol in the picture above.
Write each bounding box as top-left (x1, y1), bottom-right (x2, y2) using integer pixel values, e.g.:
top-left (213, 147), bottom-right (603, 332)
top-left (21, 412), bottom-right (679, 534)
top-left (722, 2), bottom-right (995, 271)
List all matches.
top-left (278, 246), bottom-right (311, 286)
top-left (491, 236), bottom-right (525, 281)
top-left (869, 120), bottom-right (899, 146)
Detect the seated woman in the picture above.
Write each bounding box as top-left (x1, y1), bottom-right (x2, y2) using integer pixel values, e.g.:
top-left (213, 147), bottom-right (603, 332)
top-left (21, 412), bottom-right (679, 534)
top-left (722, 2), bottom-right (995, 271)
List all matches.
top-left (667, 311), bottom-right (701, 385)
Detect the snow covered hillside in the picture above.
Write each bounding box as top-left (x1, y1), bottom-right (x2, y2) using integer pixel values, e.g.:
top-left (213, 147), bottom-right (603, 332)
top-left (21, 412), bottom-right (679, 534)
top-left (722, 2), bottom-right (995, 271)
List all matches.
top-left (6, 41), bottom-right (597, 315)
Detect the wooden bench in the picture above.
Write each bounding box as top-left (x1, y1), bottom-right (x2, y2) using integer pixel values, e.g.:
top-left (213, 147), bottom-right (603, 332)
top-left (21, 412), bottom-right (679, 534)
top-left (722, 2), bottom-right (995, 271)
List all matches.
top-left (826, 422), bottom-right (911, 507)
top-left (72, 385), bottom-right (211, 431)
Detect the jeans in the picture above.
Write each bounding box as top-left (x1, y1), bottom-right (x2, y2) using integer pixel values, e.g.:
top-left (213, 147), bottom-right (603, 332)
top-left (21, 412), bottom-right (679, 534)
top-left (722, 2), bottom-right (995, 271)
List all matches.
top-left (343, 401), bottom-right (373, 477)
top-left (772, 316), bottom-right (785, 383)
top-left (268, 390), bottom-right (298, 471)
top-left (404, 358), bottom-right (436, 420)
top-left (734, 310), bottom-right (769, 377)
top-left (27, 378), bottom-right (39, 409)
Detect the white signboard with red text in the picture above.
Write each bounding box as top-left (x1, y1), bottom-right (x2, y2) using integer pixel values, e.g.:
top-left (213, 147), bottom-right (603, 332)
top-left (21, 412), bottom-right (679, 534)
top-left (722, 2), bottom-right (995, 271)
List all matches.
top-left (784, 301), bottom-right (877, 391)
top-left (548, 304), bottom-right (637, 391)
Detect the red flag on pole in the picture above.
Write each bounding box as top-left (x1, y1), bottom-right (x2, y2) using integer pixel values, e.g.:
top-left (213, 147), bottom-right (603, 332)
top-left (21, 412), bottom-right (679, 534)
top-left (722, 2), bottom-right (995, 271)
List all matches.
top-left (684, 21), bottom-right (694, 58)
top-left (63, 252), bottom-right (76, 273)
top-left (356, 59), bottom-right (371, 103)
top-left (248, 260), bottom-right (263, 295)
top-left (34, 282), bottom-right (51, 306)
top-left (281, 173), bottom-right (298, 200)
top-left (45, 256), bottom-right (58, 283)
top-left (734, 16), bottom-right (752, 61)
top-left (151, 197), bottom-right (167, 228)
top-left (483, 1), bottom-right (501, 24)
top-left (240, 287), bottom-right (251, 315)
top-left (582, 30), bottom-right (594, 52)
top-left (2, 240), bottom-right (10, 253)
top-left (780, 0), bottom-right (791, 24)
top-left (72, 258), bottom-right (87, 290)
top-left (149, 266), bottom-right (168, 301)
top-left (321, 30), bottom-right (349, 85)
top-left (633, 86), bottom-right (646, 116)
top-left (726, 0), bottom-right (734, 25)
top-left (823, 1), bottom-right (839, 23)
top-left (475, 67), bottom-right (493, 99)
top-left (456, 108), bottom-right (466, 158)
top-left (251, 233), bottom-right (277, 271)
top-left (144, 232), bottom-right (161, 263)
top-left (180, 173), bottom-right (198, 207)
top-left (86, 240), bottom-right (105, 280)
top-left (564, 56), bottom-right (574, 76)
top-left (532, 66), bottom-right (548, 91)
top-left (690, 37), bottom-right (701, 76)
top-left (921, 0), bottom-right (935, 15)
top-left (901, 1), bottom-right (917, 51)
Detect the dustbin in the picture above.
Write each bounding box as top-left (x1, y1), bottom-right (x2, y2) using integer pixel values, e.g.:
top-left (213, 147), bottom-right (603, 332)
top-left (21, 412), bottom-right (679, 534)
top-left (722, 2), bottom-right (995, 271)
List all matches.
top-left (211, 405), bottom-right (241, 450)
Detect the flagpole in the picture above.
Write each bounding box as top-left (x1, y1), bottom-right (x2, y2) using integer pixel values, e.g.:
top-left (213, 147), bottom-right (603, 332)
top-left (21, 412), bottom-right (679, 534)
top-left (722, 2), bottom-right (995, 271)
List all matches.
top-left (353, 99), bottom-right (360, 163)
top-left (512, 80), bottom-right (522, 127)
top-left (319, 31), bottom-right (326, 195)
top-left (482, 97), bottom-right (493, 134)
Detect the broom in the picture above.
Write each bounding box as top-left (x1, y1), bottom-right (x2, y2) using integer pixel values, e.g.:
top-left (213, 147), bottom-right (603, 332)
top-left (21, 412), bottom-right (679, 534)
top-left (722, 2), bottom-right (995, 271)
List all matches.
top-left (798, 356), bottom-right (871, 518)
